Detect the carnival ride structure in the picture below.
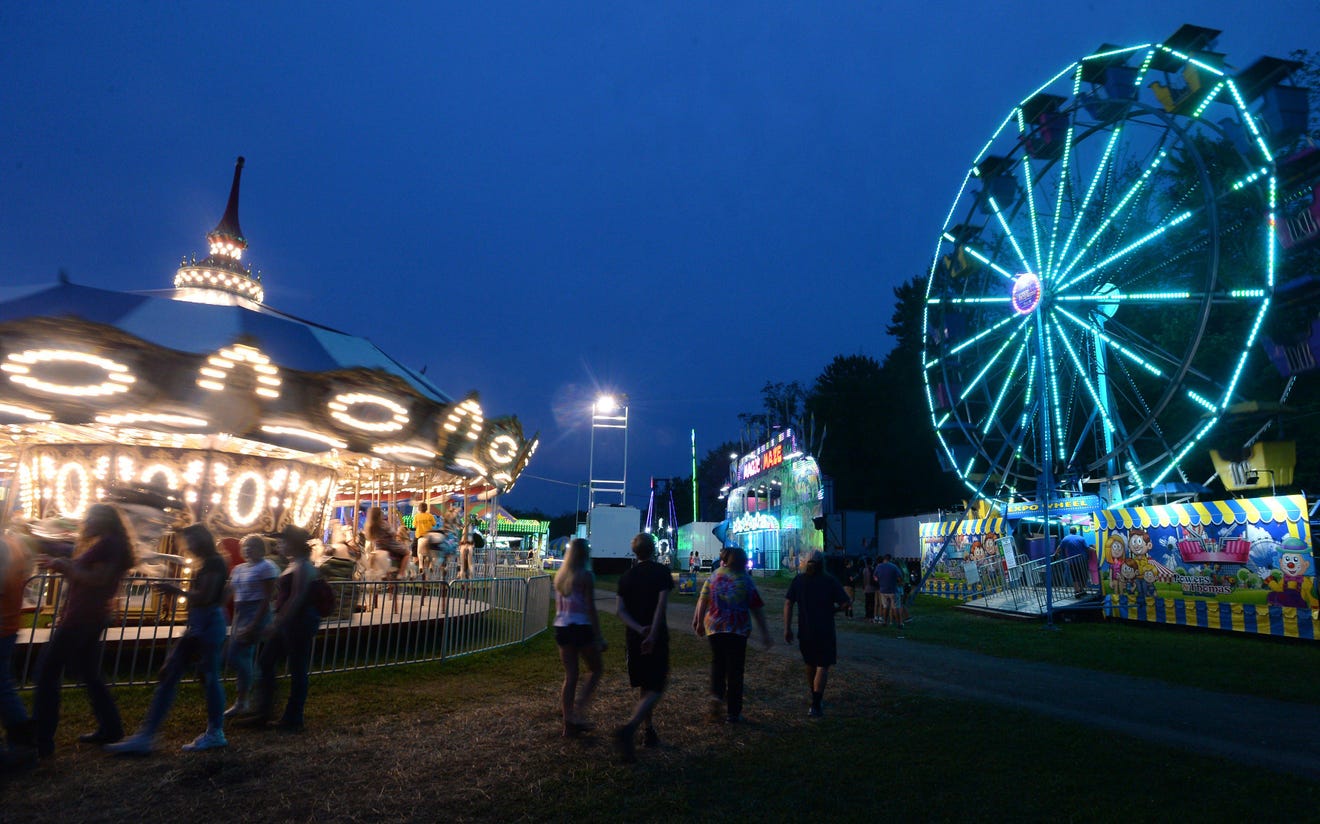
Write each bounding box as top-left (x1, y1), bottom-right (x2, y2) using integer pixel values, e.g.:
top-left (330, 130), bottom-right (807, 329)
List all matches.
top-left (0, 158), bottom-right (538, 563)
top-left (922, 25), bottom-right (1316, 513)
top-left (918, 26), bottom-right (1319, 622)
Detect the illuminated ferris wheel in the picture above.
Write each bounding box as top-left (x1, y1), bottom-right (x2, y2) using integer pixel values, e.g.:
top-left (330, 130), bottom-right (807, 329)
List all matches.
top-left (922, 27), bottom-right (1296, 507)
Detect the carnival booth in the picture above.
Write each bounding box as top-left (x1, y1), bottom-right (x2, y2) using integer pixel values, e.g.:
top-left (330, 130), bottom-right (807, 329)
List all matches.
top-left (918, 515), bottom-right (1007, 599)
top-left (1099, 494), bottom-right (1317, 640)
top-left (721, 428), bottom-right (823, 572)
top-left (0, 158), bottom-right (537, 561)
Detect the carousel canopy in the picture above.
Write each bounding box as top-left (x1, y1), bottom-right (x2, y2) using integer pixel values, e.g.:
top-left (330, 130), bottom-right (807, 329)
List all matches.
top-left (0, 279), bottom-right (449, 404)
top-left (0, 158), bottom-right (536, 500)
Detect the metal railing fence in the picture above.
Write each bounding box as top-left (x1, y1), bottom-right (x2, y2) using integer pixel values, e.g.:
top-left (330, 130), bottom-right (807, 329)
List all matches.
top-left (10, 572), bottom-right (552, 690)
top-left (998, 554), bottom-right (1097, 611)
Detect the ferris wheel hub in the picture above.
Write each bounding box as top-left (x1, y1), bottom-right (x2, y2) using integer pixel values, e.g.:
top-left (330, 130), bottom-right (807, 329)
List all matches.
top-left (1010, 272), bottom-right (1042, 314)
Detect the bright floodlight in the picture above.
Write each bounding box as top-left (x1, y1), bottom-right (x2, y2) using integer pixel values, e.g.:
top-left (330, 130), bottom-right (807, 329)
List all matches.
top-left (595, 395), bottom-right (618, 413)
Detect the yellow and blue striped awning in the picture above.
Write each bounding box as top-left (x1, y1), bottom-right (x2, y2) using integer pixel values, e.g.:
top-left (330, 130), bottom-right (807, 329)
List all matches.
top-left (1099, 494), bottom-right (1307, 530)
top-left (919, 517), bottom-right (1005, 537)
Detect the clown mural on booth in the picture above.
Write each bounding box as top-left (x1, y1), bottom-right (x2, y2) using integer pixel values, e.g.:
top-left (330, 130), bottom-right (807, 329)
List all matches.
top-left (1098, 495), bottom-right (1317, 613)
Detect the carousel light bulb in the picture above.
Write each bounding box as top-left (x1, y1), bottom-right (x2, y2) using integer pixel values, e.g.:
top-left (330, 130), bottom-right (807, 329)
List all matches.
top-left (227, 470), bottom-right (266, 526)
top-left (0, 402), bottom-right (51, 421)
top-left (54, 461), bottom-right (91, 519)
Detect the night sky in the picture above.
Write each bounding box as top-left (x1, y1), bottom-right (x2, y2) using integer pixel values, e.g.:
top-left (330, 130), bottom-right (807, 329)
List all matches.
top-left (2, 3), bottom-right (1313, 515)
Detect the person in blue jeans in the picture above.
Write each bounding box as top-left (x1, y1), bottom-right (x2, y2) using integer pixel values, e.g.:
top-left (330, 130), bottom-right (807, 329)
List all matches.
top-left (242, 524), bottom-right (321, 732)
top-left (223, 535), bottom-right (279, 718)
top-left (108, 523), bottom-right (230, 754)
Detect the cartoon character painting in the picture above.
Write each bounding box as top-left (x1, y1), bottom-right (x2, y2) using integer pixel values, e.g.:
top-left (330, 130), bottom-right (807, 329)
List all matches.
top-left (1105, 533), bottom-right (1128, 594)
top-left (1127, 529), bottom-right (1153, 571)
top-left (1118, 558), bottom-right (1140, 597)
top-left (1137, 566), bottom-right (1159, 599)
top-left (1265, 538), bottom-right (1317, 609)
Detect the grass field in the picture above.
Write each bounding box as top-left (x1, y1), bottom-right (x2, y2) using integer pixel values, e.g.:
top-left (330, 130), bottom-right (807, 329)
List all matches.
top-left (6, 581), bottom-right (1319, 821)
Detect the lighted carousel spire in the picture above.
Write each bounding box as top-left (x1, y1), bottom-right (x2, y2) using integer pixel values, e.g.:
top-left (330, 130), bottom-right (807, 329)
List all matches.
top-left (173, 156), bottom-right (265, 304)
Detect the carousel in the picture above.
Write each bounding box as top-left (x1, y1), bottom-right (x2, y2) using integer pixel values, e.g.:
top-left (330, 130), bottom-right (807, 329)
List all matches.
top-left (0, 157), bottom-right (538, 560)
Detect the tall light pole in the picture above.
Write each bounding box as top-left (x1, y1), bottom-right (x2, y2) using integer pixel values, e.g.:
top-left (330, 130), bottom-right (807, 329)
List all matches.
top-left (588, 393), bottom-right (628, 510)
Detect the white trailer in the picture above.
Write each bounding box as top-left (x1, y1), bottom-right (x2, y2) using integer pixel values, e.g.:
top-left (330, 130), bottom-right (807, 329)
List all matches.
top-left (587, 504), bottom-right (641, 574)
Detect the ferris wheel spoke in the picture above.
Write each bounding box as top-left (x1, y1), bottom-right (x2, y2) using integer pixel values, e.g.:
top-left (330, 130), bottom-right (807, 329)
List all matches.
top-left (1221, 298), bottom-right (1273, 407)
top-left (1044, 124), bottom-right (1078, 278)
top-left (958, 317), bottom-right (1031, 404)
top-left (925, 312), bottom-right (1023, 371)
top-left (1052, 146), bottom-right (1172, 289)
top-left (1014, 112), bottom-right (1045, 273)
top-left (960, 244), bottom-right (1019, 283)
top-left (1099, 359), bottom-right (1161, 480)
top-left (980, 328), bottom-right (1032, 436)
top-left (1101, 317), bottom-right (1219, 387)
top-left (1064, 406), bottom-right (1103, 469)
top-left (1051, 124), bottom-right (1129, 280)
top-left (1055, 209), bottom-right (1193, 294)
top-left (986, 196), bottom-right (1034, 275)
top-left (1049, 311), bottom-right (1119, 439)
top-left (1015, 353), bottom-right (1038, 441)
top-left (924, 296), bottom-right (1013, 306)
top-left (1053, 306), bottom-right (1164, 378)
top-left (1040, 317), bottom-right (1066, 462)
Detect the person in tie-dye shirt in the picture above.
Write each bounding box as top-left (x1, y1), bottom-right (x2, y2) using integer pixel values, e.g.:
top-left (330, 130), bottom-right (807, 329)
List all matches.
top-left (692, 546), bottom-right (772, 723)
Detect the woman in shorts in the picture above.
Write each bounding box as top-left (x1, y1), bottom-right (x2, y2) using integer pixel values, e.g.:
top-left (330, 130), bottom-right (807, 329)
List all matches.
top-left (552, 538), bottom-right (604, 737)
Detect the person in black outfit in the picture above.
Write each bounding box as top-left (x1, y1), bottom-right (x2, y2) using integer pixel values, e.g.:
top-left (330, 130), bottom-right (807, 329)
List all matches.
top-left (613, 533), bottom-right (674, 762)
top-left (843, 558), bottom-right (861, 619)
top-left (783, 549), bottom-right (851, 718)
top-left (33, 504), bottom-right (135, 757)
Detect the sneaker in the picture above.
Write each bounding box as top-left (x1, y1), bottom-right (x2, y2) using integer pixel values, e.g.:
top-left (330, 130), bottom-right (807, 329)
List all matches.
top-left (642, 727), bottom-right (660, 748)
top-left (613, 725), bottom-right (637, 763)
top-left (808, 705), bottom-right (823, 718)
top-left (725, 714), bottom-right (744, 724)
top-left (105, 733), bottom-right (157, 756)
top-left (223, 701), bottom-right (249, 719)
top-left (181, 729), bottom-right (228, 752)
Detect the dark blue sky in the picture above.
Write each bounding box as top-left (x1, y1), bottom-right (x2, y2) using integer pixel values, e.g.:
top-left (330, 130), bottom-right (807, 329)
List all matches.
top-left (2, 3), bottom-right (1312, 514)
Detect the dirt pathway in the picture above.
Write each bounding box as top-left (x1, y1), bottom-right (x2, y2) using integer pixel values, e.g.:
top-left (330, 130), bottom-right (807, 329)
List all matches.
top-left (648, 590), bottom-right (1320, 778)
